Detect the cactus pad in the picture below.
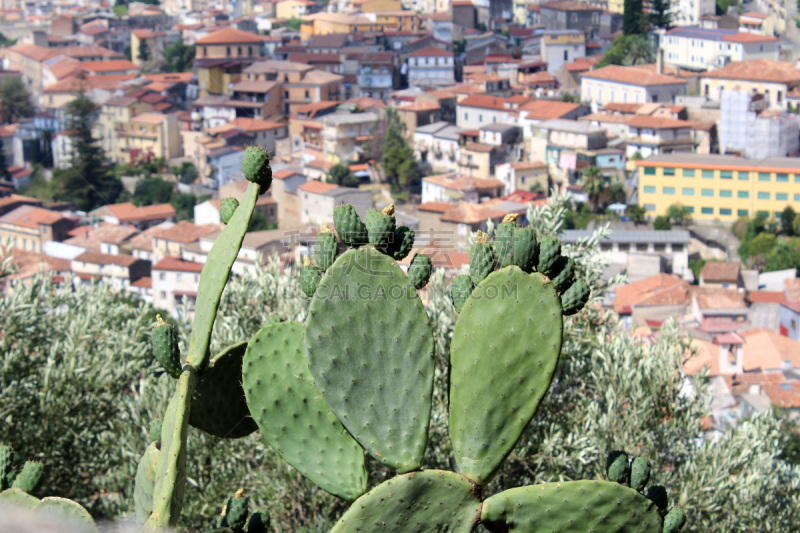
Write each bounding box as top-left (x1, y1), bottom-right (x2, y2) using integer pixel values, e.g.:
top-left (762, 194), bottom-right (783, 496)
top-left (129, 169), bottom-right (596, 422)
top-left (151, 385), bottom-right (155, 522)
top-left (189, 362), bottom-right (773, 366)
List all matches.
top-left (450, 275), bottom-right (473, 313)
top-left (314, 224), bottom-right (338, 271)
top-left (450, 267), bottom-right (562, 485)
top-left (607, 450), bottom-right (630, 485)
top-left (149, 418), bottom-right (163, 445)
top-left (561, 280), bottom-right (590, 316)
top-left (134, 442), bottom-right (160, 524)
top-left (226, 490), bottom-right (249, 530)
top-left (550, 256), bottom-right (575, 293)
top-left (0, 487), bottom-right (39, 510)
top-left (388, 225), bottom-right (415, 260)
top-left (481, 480), bottom-right (663, 533)
top-left (189, 341), bottom-right (257, 439)
top-left (663, 507), bottom-right (687, 533)
top-left (494, 220), bottom-right (517, 268)
top-left (631, 457), bottom-right (651, 492)
top-left (333, 204), bottom-right (368, 247)
top-left (300, 259), bottom-right (322, 298)
top-left (329, 470), bottom-right (481, 533)
top-left (35, 497), bottom-right (98, 532)
top-left (305, 248), bottom-right (434, 472)
top-left (537, 236), bottom-right (561, 276)
top-left (408, 253), bottom-right (432, 289)
top-left (469, 231), bottom-right (495, 285)
top-left (11, 461), bottom-right (43, 494)
top-left (242, 146), bottom-right (272, 192)
top-left (0, 445), bottom-right (13, 490)
top-left (220, 198), bottom-right (239, 225)
top-left (243, 322), bottom-right (367, 501)
top-left (152, 316), bottom-right (182, 378)
top-left (512, 226), bottom-right (538, 272)
top-left (365, 206), bottom-right (396, 248)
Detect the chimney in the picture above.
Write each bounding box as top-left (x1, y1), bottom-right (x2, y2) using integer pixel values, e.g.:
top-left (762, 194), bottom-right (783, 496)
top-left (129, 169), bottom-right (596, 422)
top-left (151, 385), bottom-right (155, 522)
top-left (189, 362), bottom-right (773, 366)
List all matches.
top-left (657, 48), bottom-right (664, 75)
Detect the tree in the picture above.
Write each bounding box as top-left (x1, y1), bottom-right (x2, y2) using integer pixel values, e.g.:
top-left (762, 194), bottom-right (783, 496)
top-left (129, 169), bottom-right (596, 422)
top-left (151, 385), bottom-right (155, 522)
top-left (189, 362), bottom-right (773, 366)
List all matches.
top-left (529, 181), bottom-right (544, 194)
top-left (623, 35), bottom-right (655, 66)
top-left (630, 151), bottom-right (643, 161)
top-left (666, 203), bottom-right (691, 226)
top-left (627, 204), bottom-right (646, 224)
top-left (170, 192), bottom-right (205, 221)
top-left (138, 38), bottom-right (151, 64)
top-left (285, 17), bottom-right (303, 30)
top-left (134, 177), bottom-right (174, 206)
top-left (623, 0), bottom-right (645, 35)
top-left (328, 162), bottom-right (358, 188)
top-left (0, 76), bottom-right (33, 124)
top-left (381, 108), bottom-right (419, 191)
top-left (689, 257), bottom-right (707, 281)
top-left (248, 210), bottom-right (277, 231)
top-left (163, 37), bottom-right (196, 73)
top-left (0, 144), bottom-right (9, 181)
top-left (581, 165), bottom-right (605, 212)
top-left (561, 93), bottom-right (579, 103)
top-left (649, 0), bottom-right (672, 29)
top-left (608, 181), bottom-right (626, 204)
top-left (781, 205), bottom-right (796, 235)
top-left (654, 215), bottom-right (672, 229)
top-left (51, 82), bottom-right (123, 211)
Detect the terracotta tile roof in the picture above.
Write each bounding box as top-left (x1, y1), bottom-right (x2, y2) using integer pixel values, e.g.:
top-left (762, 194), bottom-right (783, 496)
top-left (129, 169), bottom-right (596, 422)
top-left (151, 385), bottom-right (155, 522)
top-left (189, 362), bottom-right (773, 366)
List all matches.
top-left (1, 249), bottom-right (70, 282)
top-left (46, 56), bottom-right (83, 80)
top-left (131, 113), bottom-right (168, 124)
top-left (601, 102), bottom-right (642, 113)
top-left (464, 142), bottom-right (494, 153)
top-left (749, 291), bottom-right (788, 304)
top-left (207, 117), bottom-right (284, 133)
top-left (423, 173), bottom-right (504, 191)
top-left (131, 276), bottom-right (152, 289)
top-left (723, 32), bottom-right (778, 43)
top-left (94, 202), bottom-right (176, 223)
top-left (196, 27), bottom-right (264, 44)
top-left (630, 63), bottom-right (698, 78)
top-left (741, 327), bottom-right (800, 368)
top-left (701, 261), bottom-right (740, 282)
top-left (345, 97), bottom-right (387, 109)
top-left (466, 73), bottom-right (507, 83)
top-left (43, 74), bottom-right (137, 93)
top-left (63, 224), bottom-right (139, 251)
top-left (153, 221), bottom-right (221, 244)
top-left (274, 168), bottom-right (304, 180)
top-left (153, 256), bottom-right (205, 273)
top-left (0, 205), bottom-right (64, 228)
top-left (582, 65), bottom-right (686, 86)
top-left (145, 72), bottom-right (195, 83)
top-left (580, 112), bottom-right (632, 124)
top-left (700, 59), bottom-right (800, 84)
top-left (74, 251), bottom-right (139, 267)
top-left (510, 160), bottom-right (546, 170)
top-left (0, 193), bottom-right (39, 210)
top-left (458, 94), bottom-right (511, 111)
top-left (763, 382), bottom-right (800, 408)
top-left (417, 201), bottom-right (452, 213)
top-left (521, 71), bottom-right (557, 86)
top-left (397, 101), bottom-right (441, 112)
top-left (613, 273), bottom-right (688, 314)
top-left (519, 99), bottom-right (581, 120)
top-left (741, 10), bottom-right (767, 19)
top-left (298, 180), bottom-right (338, 194)
top-left (440, 201), bottom-right (506, 224)
top-left (692, 287), bottom-right (746, 309)
top-left (626, 115), bottom-right (694, 129)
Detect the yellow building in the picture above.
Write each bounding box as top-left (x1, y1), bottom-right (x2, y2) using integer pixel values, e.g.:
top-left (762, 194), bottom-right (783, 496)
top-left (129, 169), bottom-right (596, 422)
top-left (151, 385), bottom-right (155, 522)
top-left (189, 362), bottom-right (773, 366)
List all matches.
top-left (131, 29), bottom-right (166, 67)
top-left (276, 0), bottom-right (316, 19)
top-left (637, 154), bottom-right (800, 221)
top-left (608, 0), bottom-right (624, 14)
top-left (0, 205), bottom-right (73, 253)
top-left (97, 96), bottom-right (154, 157)
top-left (300, 11), bottom-right (417, 37)
top-left (352, 0), bottom-right (402, 12)
top-left (195, 27), bottom-right (266, 96)
top-left (113, 113), bottom-right (182, 163)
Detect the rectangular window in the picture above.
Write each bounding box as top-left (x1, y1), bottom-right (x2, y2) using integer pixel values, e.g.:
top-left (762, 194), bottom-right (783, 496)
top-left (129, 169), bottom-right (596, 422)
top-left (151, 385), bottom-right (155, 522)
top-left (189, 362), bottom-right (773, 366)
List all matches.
top-left (759, 172), bottom-right (770, 181)
top-left (682, 169), bottom-right (695, 177)
top-left (701, 207), bottom-right (714, 215)
top-left (758, 210), bottom-right (770, 217)
top-left (720, 190), bottom-right (732, 198)
top-left (682, 187), bottom-right (694, 195)
top-left (720, 171), bottom-right (732, 180)
top-left (686, 206), bottom-right (695, 213)
top-left (644, 185), bottom-right (656, 193)
top-left (663, 168), bottom-right (675, 176)
top-left (644, 167), bottom-right (656, 175)
top-left (738, 209), bottom-right (749, 217)
top-left (663, 186), bottom-right (675, 195)
top-left (702, 188), bottom-right (714, 197)
top-left (702, 169), bottom-right (714, 179)
top-left (777, 173), bottom-right (789, 182)
top-left (738, 190), bottom-right (749, 198)
top-left (645, 204), bottom-right (656, 212)
top-left (777, 192), bottom-right (789, 201)
top-left (758, 191), bottom-right (770, 200)
top-left (720, 208), bottom-right (732, 216)
top-left (795, 194), bottom-right (800, 201)
top-left (737, 171), bottom-right (748, 180)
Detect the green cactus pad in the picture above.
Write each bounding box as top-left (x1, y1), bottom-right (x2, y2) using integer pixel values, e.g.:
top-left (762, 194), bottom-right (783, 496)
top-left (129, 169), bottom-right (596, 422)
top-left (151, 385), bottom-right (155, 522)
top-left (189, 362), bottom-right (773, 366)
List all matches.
top-left (149, 418), bottom-right (163, 444)
top-left (0, 488), bottom-right (39, 510)
top-left (631, 457), bottom-right (651, 492)
top-left (511, 226), bottom-right (538, 272)
top-left (537, 236), bottom-right (561, 276)
top-left (450, 275), bottom-right (473, 313)
top-left (245, 510), bottom-right (270, 533)
top-left (561, 280), bottom-right (590, 316)
top-left (227, 494), bottom-right (249, 530)
top-left (450, 267), bottom-right (562, 485)
top-left (242, 146), bottom-right (272, 192)
top-left (388, 225), bottom-right (415, 260)
top-left (301, 264), bottom-right (322, 298)
top-left (469, 241), bottom-right (495, 285)
top-left (220, 198), bottom-right (239, 225)
top-left (11, 461), bottom-right (43, 494)
top-left (314, 231), bottom-right (338, 271)
top-left (35, 497), bottom-right (98, 532)
top-left (134, 442), bottom-right (160, 524)
top-left (408, 253), bottom-right (432, 289)
top-left (494, 221), bottom-right (516, 268)
top-left (152, 319), bottom-right (182, 378)
top-left (550, 256), bottom-right (575, 293)
top-left (333, 204), bottom-right (368, 247)
top-left (663, 507), bottom-right (687, 533)
top-left (481, 480), bottom-right (663, 533)
top-left (365, 208), bottom-right (396, 248)
top-left (0, 445), bottom-right (13, 490)
top-left (607, 450), bottom-right (630, 485)
top-left (189, 341), bottom-right (257, 439)
top-left (243, 322), bottom-right (367, 501)
top-left (329, 470), bottom-right (481, 533)
top-left (305, 248), bottom-right (434, 472)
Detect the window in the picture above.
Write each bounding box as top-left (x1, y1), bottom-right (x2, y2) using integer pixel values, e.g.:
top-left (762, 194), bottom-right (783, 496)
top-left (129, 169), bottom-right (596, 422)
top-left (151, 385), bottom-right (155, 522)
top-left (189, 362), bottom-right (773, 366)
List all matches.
top-left (652, 95), bottom-right (658, 103)
top-left (758, 192), bottom-right (770, 200)
top-left (777, 193), bottom-right (789, 201)
top-left (720, 190), bottom-right (732, 198)
top-left (702, 188), bottom-right (714, 196)
top-left (176, 273), bottom-right (183, 282)
top-left (738, 209), bottom-right (749, 217)
top-left (682, 187), bottom-right (694, 195)
top-left (644, 185), bottom-right (656, 193)
top-left (644, 167), bottom-right (656, 175)
top-left (701, 207), bottom-right (714, 215)
top-left (226, 46), bottom-right (231, 56)
top-left (159, 273), bottom-right (166, 281)
top-left (738, 190), bottom-right (749, 198)
top-left (759, 172), bottom-right (770, 181)
top-left (795, 193), bottom-right (800, 201)
top-left (238, 46), bottom-right (242, 56)
top-left (664, 168), bottom-right (675, 176)
top-left (663, 186), bottom-right (675, 195)
top-left (737, 171), bottom-right (748, 180)
top-left (564, 50), bottom-right (569, 61)
top-left (479, 114), bottom-right (483, 122)
top-left (248, 46), bottom-right (252, 56)
top-left (464, 112), bottom-right (468, 120)
top-left (305, 90), bottom-right (309, 98)
top-left (682, 169), bottom-right (695, 177)
top-left (720, 208), bottom-right (732, 216)
top-left (702, 169), bottom-right (714, 179)
top-left (685, 206), bottom-right (695, 213)
top-left (720, 170), bottom-right (732, 180)
top-left (777, 173), bottom-right (789, 182)
top-left (645, 204), bottom-right (656, 211)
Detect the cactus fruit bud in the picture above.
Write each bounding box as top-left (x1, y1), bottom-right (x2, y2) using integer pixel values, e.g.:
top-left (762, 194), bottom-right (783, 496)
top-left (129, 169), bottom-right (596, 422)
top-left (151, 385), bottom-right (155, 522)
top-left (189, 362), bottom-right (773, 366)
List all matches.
top-left (149, 418), bottom-right (163, 445)
top-left (550, 256), bottom-right (575, 293)
top-left (607, 451), bottom-right (630, 485)
top-left (631, 457), bottom-right (651, 492)
top-left (11, 461), bottom-right (44, 494)
top-left (645, 485), bottom-right (669, 513)
top-left (450, 275), bottom-right (473, 313)
top-left (512, 226), bottom-right (538, 272)
top-left (152, 315), bottom-right (182, 378)
top-left (561, 280), bottom-right (590, 316)
top-left (314, 228), bottom-right (338, 271)
top-left (300, 258), bottom-right (321, 297)
top-left (220, 198), bottom-right (239, 225)
top-left (365, 207), bottom-right (396, 249)
top-left (408, 253), bottom-right (432, 289)
top-left (537, 236), bottom-right (561, 276)
top-left (470, 232), bottom-right (495, 285)
top-left (333, 204), bottom-right (368, 247)
top-left (245, 510), bottom-right (270, 533)
top-left (242, 146), bottom-right (272, 193)
top-left (0, 445), bottom-right (13, 491)
top-left (382, 203), bottom-right (395, 216)
top-left (387, 225), bottom-right (415, 260)
top-left (663, 507), bottom-right (687, 533)
top-left (502, 213), bottom-right (519, 223)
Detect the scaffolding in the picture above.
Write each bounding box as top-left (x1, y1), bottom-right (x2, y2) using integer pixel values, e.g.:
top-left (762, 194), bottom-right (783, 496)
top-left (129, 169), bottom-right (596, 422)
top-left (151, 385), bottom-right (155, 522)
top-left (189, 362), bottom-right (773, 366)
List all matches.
top-left (719, 90), bottom-right (800, 159)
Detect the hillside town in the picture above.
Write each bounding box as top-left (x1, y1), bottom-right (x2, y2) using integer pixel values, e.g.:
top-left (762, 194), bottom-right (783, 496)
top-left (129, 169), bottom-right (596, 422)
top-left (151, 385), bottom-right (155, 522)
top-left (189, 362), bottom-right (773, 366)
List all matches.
top-left (0, 0), bottom-right (799, 435)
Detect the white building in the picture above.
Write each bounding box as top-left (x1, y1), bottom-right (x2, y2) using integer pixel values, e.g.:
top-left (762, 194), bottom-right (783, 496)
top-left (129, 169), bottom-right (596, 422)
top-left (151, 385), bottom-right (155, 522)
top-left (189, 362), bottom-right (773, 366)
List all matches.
top-left (182, 229), bottom-right (289, 276)
top-left (152, 256), bottom-right (204, 317)
top-left (456, 95), bottom-right (517, 129)
top-left (297, 180), bottom-right (372, 226)
top-left (321, 112), bottom-right (380, 163)
top-left (407, 46), bottom-right (455, 88)
top-left (670, 0), bottom-right (716, 27)
top-left (540, 30), bottom-right (586, 76)
top-left (413, 121), bottom-right (462, 174)
top-left (581, 65), bottom-right (687, 111)
top-left (718, 89), bottom-right (800, 159)
top-left (660, 26), bottom-right (779, 72)
top-left (625, 115), bottom-right (696, 158)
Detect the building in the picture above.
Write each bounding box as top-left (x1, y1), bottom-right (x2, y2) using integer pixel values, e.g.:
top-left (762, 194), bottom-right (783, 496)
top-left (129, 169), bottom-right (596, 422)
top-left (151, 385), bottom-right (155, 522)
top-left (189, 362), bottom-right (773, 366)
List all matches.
top-left (407, 46), bottom-right (454, 88)
top-left (699, 59), bottom-right (800, 110)
top-left (581, 65), bottom-right (687, 111)
top-left (0, 194), bottom-right (41, 217)
top-left (0, 205), bottom-right (73, 253)
top-left (96, 96), bottom-right (154, 155)
top-left (195, 28), bottom-right (265, 97)
top-left (297, 180), bottom-right (372, 226)
top-left (152, 256), bottom-right (204, 316)
top-left (89, 202), bottom-right (176, 229)
top-left (625, 115), bottom-right (696, 158)
top-left (495, 160), bottom-right (549, 195)
top-left (416, 200), bottom-right (506, 247)
top-left (276, 0), bottom-right (317, 18)
top-left (718, 90), bottom-right (799, 158)
top-left (414, 121), bottom-right (462, 174)
top-left (131, 29), bottom-right (167, 68)
top-left (671, 0), bottom-right (716, 26)
top-left (739, 11), bottom-right (769, 34)
top-left (357, 52), bottom-right (395, 100)
top-left (151, 221), bottom-right (221, 262)
top-left (321, 112), bottom-right (379, 163)
top-left (70, 252), bottom-right (150, 290)
top-left (637, 153), bottom-right (800, 221)
top-left (421, 173), bottom-right (505, 204)
top-left (660, 27), bottom-right (779, 72)
top-left (541, 30), bottom-right (585, 76)
top-left (270, 168), bottom-right (307, 227)
top-left (395, 101), bottom-right (442, 132)
top-left (699, 261), bottom-right (742, 288)
top-left (538, 1), bottom-right (603, 39)
top-left (243, 60), bottom-right (343, 115)
top-left (610, 273), bottom-right (691, 323)
top-left (112, 113), bottom-right (182, 163)
top-left (183, 228), bottom-right (289, 275)
top-left (456, 95), bottom-right (517, 129)
top-left (528, 119), bottom-right (607, 187)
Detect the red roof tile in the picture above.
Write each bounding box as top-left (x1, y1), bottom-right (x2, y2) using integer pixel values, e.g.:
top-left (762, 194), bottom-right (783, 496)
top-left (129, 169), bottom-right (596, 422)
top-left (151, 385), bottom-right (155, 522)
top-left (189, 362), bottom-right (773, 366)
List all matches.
top-left (153, 256), bottom-right (205, 273)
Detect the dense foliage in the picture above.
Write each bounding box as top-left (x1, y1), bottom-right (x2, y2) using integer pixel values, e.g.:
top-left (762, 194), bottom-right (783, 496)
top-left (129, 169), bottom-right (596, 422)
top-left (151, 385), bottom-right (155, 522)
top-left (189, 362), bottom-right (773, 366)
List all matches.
top-left (737, 212), bottom-right (800, 271)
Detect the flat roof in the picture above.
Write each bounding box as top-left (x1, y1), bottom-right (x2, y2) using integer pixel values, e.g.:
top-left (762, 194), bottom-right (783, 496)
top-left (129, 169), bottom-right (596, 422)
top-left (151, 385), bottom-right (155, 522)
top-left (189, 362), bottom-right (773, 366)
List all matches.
top-left (561, 229), bottom-right (691, 244)
top-left (637, 153), bottom-right (800, 172)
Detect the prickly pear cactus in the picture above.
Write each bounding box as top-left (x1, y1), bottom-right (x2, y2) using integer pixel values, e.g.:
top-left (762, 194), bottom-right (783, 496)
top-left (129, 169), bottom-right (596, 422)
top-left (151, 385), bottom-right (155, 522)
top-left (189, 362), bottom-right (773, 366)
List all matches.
top-left (300, 256), bottom-right (322, 298)
top-left (214, 489), bottom-right (270, 533)
top-left (388, 225), bottom-right (415, 260)
top-left (242, 146), bottom-right (272, 193)
top-left (314, 222), bottom-right (338, 271)
top-left (469, 230), bottom-right (494, 285)
top-left (0, 445), bottom-right (13, 490)
top-left (450, 275), bottom-right (473, 314)
top-left (10, 461), bottom-right (43, 494)
top-left (333, 204), bottom-right (367, 247)
top-left (152, 315), bottom-right (182, 378)
top-left (407, 253), bottom-right (432, 289)
top-left (220, 198), bottom-right (239, 225)
top-left (365, 204), bottom-right (396, 248)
